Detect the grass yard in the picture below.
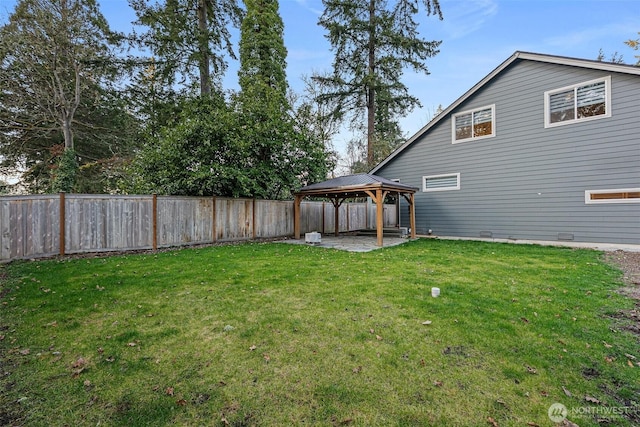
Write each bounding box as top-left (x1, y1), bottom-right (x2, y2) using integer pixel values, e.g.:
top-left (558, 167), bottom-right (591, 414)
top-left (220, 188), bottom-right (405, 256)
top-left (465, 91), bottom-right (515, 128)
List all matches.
top-left (0, 239), bottom-right (638, 426)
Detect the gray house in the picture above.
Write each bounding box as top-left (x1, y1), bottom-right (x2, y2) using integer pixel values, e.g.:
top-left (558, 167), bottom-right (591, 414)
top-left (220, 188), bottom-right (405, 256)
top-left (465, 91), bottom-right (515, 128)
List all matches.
top-left (371, 52), bottom-right (640, 245)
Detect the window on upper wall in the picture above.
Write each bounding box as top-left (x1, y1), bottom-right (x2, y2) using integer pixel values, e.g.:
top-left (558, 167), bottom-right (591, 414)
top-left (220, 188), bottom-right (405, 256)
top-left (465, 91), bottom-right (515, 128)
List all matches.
top-left (452, 105), bottom-right (495, 143)
top-left (544, 76), bottom-right (611, 128)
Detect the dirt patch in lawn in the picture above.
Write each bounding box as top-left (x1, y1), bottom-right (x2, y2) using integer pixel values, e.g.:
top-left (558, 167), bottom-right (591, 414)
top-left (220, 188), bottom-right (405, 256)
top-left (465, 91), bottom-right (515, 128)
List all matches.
top-left (603, 251), bottom-right (640, 339)
top-left (604, 250), bottom-right (640, 298)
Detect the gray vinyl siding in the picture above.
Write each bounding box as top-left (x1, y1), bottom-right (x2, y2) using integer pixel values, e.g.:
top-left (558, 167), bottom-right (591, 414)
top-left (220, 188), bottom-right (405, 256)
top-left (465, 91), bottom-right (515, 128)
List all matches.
top-left (378, 59), bottom-right (640, 244)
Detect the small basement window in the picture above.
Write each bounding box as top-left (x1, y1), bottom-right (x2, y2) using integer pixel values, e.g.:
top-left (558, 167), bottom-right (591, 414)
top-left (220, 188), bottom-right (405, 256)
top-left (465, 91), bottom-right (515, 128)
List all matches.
top-left (585, 188), bottom-right (640, 204)
top-left (423, 173), bottom-right (460, 192)
top-left (545, 76), bottom-right (611, 127)
top-left (452, 105), bottom-right (495, 143)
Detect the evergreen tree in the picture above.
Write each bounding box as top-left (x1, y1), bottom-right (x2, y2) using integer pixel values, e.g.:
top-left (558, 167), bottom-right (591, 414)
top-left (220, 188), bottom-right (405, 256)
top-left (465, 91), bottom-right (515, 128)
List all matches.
top-left (236, 0), bottom-right (331, 199)
top-left (130, 0), bottom-right (243, 96)
top-left (317, 0), bottom-right (442, 168)
top-left (345, 86), bottom-right (405, 174)
top-left (125, 58), bottom-right (184, 145)
top-left (238, 0), bottom-right (288, 101)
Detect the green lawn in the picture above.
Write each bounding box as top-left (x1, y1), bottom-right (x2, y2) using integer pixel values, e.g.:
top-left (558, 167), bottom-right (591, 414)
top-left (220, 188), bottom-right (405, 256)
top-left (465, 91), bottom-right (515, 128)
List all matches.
top-left (0, 239), bottom-right (638, 426)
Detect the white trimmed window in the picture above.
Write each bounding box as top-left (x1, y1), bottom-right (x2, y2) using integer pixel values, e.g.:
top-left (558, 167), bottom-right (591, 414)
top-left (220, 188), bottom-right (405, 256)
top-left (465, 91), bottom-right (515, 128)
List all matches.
top-left (585, 188), bottom-right (640, 204)
top-left (544, 76), bottom-right (611, 128)
top-left (423, 173), bottom-right (460, 192)
top-left (452, 105), bottom-right (495, 143)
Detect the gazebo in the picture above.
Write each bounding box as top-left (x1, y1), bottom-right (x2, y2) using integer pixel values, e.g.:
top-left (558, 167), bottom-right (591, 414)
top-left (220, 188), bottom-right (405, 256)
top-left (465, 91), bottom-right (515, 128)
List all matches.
top-left (294, 174), bottom-right (418, 247)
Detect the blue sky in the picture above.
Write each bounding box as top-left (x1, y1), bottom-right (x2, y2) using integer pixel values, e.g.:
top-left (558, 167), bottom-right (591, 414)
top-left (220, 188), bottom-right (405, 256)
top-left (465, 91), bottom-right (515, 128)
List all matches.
top-left (1, 0), bottom-right (639, 160)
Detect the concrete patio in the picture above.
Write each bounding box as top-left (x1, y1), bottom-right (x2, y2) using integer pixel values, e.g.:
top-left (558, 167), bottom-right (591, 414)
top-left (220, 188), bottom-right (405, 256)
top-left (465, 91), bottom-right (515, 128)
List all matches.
top-left (278, 235), bottom-right (413, 252)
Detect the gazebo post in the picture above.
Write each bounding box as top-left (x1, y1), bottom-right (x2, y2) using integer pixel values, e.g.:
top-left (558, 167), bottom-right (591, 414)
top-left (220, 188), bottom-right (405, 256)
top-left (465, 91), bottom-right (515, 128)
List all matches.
top-left (330, 197), bottom-right (342, 237)
top-left (334, 201), bottom-right (339, 236)
top-left (401, 193), bottom-right (417, 239)
top-left (376, 189), bottom-right (384, 246)
top-left (364, 189), bottom-right (386, 247)
top-left (409, 193), bottom-right (416, 239)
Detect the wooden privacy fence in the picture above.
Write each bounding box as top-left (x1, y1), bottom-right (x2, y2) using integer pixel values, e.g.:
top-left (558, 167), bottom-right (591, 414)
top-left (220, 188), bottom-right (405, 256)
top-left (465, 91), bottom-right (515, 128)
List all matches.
top-left (0, 193), bottom-right (397, 261)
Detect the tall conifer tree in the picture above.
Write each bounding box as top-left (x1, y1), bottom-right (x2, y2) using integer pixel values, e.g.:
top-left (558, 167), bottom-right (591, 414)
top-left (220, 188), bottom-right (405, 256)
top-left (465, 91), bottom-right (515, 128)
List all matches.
top-left (238, 0), bottom-right (288, 101)
top-left (130, 0), bottom-right (243, 96)
top-left (317, 0), bottom-right (443, 168)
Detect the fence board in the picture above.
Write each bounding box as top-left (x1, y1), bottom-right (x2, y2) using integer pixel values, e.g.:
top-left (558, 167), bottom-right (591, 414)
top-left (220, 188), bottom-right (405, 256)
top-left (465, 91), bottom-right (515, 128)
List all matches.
top-left (65, 195), bottom-right (152, 253)
top-left (0, 199), bottom-right (8, 260)
top-left (216, 198), bottom-right (253, 241)
top-left (384, 204), bottom-right (396, 228)
top-left (157, 196), bottom-right (213, 247)
top-left (255, 199), bottom-right (293, 238)
top-left (1, 196), bottom-right (59, 259)
top-left (300, 201), bottom-right (324, 234)
top-left (349, 204), bottom-right (367, 230)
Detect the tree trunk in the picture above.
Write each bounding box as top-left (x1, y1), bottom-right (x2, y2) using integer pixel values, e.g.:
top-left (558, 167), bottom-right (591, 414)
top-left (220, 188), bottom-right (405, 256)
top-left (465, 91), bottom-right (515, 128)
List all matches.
top-left (366, 0), bottom-right (376, 168)
top-left (197, 0), bottom-right (211, 96)
top-left (62, 117), bottom-right (74, 150)
top-left (55, 0), bottom-right (79, 151)
top-left (54, 60), bottom-right (81, 151)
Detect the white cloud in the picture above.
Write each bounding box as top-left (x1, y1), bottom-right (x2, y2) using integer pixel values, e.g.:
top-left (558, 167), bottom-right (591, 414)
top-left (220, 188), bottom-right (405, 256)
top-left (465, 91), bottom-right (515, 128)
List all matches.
top-left (440, 0), bottom-right (499, 39)
top-left (291, 0), bottom-right (323, 16)
top-left (544, 21), bottom-right (639, 49)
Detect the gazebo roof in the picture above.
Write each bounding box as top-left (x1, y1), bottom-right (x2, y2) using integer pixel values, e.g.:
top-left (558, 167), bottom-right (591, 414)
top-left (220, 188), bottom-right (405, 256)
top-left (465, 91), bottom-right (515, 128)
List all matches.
top-left (296, 173), bottom-right (418, 199)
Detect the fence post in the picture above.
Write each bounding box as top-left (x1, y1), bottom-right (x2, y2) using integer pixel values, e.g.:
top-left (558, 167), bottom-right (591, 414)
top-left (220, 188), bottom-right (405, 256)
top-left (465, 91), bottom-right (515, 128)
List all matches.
top-left (59, 192), bottom-right (66, 256)
top-left (152, 194), bottom-right (157, 251)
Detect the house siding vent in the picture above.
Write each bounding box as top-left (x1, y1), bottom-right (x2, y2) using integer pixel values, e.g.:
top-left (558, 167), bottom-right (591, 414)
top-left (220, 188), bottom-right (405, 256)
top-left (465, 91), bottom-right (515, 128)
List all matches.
top-left (423, 173), bottom-right (460, 192)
